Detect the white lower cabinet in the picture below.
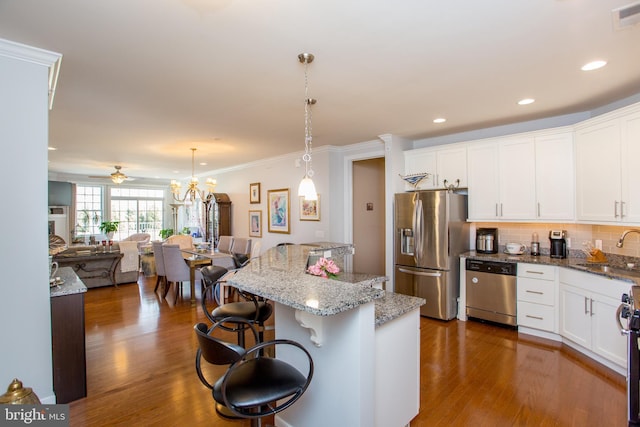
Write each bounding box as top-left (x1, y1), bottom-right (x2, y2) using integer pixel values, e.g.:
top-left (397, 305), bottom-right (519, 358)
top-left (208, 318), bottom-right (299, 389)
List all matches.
top-left (559, 268), bottom-right (628, 370)
top-left (517, 263), bottom-right (557, 333)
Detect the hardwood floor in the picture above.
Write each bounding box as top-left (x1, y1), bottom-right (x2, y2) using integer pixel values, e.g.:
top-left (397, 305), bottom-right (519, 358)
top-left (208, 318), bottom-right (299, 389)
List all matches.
top-left (69, 274), bottom-right (627, 426)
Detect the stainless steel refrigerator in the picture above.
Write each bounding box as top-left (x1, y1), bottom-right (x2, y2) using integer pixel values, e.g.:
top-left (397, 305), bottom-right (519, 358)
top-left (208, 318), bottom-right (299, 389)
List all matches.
top-left (394, 190), bottom-right (469, 320)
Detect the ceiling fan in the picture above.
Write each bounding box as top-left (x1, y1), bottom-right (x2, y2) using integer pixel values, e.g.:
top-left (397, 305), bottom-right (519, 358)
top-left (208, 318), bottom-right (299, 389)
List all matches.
top-left (88, 166), bottom-right (134, 184)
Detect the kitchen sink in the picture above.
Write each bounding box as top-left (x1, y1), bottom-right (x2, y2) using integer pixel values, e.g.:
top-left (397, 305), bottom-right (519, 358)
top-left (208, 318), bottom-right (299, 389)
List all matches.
top-left (574, 263), bottom-right (640, 278)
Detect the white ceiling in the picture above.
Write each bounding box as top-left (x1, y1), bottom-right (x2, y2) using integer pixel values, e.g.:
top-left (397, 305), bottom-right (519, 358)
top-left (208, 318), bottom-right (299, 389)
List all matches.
top-left (1, 0), bottom-right (639, 184)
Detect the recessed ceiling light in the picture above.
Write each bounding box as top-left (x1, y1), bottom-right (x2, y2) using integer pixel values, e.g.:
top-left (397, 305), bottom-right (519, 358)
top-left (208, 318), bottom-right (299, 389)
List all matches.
top-left (48, 146), bottom-right (57, 150)
top-left (581, 60), bottom-right (607, 71)
top-left (199, 162), bottom-right (207, 166)
top-left (433, 118), bottom-right (446, 124)
top-left (518, 98), bottom-right (535, 105)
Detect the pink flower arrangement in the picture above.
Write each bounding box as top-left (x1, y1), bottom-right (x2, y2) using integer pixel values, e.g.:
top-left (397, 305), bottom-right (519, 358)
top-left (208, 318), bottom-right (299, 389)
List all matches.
top-left (307, 257), bottom-right (340, 279)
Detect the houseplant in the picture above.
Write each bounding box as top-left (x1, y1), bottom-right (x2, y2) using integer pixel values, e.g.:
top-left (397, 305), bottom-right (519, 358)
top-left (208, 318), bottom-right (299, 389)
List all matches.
top-left (159, 228), bottom-right (174, 240)
top-left (98, 221), bottom-right (119, 239)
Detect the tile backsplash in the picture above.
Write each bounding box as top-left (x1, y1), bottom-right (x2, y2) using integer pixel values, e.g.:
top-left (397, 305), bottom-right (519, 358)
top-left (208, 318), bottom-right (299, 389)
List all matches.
top-left (473, 222), bottom-right (640, 257)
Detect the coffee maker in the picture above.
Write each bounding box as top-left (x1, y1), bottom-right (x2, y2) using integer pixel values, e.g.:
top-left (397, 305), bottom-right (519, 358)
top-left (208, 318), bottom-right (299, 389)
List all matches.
top-left (549, 230), bottom-right (567, 258)
top-left (476, 228), bottom-right (498, 254)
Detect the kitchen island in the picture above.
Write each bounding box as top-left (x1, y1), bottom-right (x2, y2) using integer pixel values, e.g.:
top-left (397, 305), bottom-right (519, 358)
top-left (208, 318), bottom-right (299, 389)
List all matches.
top-left (50, 267), bottom-right (87, 403)
top-left (229, 243), bottom-right (425, 427)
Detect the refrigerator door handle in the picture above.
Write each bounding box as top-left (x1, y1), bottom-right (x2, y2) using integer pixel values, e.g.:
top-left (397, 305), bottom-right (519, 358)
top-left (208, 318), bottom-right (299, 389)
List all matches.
top-left (414, 199), bottom-right (424, 261)
top-left (398, 267), bottom-right (442, 277)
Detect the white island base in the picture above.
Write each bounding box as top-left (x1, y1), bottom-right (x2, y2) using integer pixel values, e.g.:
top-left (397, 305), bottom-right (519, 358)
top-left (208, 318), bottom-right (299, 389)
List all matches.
top-left (274, 301), bottom-right (420, 427)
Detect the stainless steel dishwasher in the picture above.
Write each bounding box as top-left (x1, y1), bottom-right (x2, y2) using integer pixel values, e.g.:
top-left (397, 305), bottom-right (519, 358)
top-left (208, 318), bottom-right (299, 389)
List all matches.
top-left (465, 259), bottom-right (517, 326)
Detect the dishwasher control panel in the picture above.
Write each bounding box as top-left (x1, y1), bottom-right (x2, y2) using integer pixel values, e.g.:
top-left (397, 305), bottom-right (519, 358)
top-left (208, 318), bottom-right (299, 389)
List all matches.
top-left (466, 259), bottom-right (517, 275)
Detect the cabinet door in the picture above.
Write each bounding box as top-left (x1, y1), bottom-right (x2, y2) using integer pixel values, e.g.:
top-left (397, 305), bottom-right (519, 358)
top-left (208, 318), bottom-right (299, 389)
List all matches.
top-left (467, 143), bottom-right (500, 220)
top-left (559, 284), bottom-right (591, 348)
top-left (535, 132), bottom-right (575, 220)
top-left (404, 150), bottom-right (437, 190)
top-left (498, 137), bottom-right (536, 219)
top-left (575, 119), bottom-right (622, 222)
top-left (621, 110), bottom-right (640, 223)
top-left (436, 147), bottom-right (467, 189)
top-left (591, 292), bottom-right (627, 367)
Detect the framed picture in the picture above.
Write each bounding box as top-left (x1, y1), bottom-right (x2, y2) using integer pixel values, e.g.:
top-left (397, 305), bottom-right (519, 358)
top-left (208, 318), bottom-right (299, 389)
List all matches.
top-left (299, 195), bottom-right (320, 221)
top-left (249, 182), bottom-right (261, 204)
top-left (267, 188), bottom-right (290, 234)
top-left (249, 210), bottom-right (262, 238)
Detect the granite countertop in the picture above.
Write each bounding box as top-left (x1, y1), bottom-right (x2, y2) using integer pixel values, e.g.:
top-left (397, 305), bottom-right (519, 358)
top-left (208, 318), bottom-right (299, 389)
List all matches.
top-left (375, 291), bottom-right (425, 327)
top-left (462, 250), bottom-right (640, 285)
top-left (50, 267), bottom-right (87, 297)
top-left (229, 243), bottom-right (425, 326)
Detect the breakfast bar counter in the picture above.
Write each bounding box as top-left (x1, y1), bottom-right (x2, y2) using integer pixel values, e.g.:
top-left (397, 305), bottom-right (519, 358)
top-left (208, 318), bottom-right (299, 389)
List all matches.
top-left (229, 244), bottom-right (424, 427)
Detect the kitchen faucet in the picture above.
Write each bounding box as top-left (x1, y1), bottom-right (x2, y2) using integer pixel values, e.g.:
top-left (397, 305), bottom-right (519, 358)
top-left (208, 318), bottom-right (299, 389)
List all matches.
top-left (616, 229), bottom-right (640, 248)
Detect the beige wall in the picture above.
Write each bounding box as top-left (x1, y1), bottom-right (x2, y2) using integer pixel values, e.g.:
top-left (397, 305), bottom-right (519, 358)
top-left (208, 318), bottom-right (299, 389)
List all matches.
top-left (476, 222), bottom-right (640, 256)
top-left (353, 158), bottom-right (385, 275)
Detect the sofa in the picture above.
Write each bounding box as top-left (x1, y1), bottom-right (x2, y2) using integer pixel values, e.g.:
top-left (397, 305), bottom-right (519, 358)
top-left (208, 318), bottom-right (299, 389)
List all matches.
top-left (53, 243), bottom-right (139, 288)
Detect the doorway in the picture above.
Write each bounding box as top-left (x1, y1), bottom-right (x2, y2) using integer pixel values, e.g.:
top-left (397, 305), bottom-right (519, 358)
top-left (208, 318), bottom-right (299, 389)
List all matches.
top-left (352, 157), bottom-right (385, 275)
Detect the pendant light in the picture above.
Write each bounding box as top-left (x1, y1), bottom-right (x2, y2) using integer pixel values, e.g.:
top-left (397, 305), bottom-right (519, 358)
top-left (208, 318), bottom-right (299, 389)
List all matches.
top-left (298, 52), bottom-right (318, 201)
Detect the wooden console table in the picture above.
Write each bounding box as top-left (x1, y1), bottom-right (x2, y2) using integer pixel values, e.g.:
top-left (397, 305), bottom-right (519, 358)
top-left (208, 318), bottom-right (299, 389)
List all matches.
top-left (54, 251), bottom-right (123, 288)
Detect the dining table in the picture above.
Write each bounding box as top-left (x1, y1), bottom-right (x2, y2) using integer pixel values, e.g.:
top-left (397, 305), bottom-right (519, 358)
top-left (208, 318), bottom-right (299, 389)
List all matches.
top-left (180, 248), bottom-right (236, 306)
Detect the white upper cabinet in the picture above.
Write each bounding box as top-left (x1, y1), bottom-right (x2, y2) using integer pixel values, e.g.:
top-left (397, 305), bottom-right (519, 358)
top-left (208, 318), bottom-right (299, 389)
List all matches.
top-left (403, 145), bottom-right (466, 191)
top-left (468, 136), bottom-right (536, 220)
top-left (468, 129), bottom-right (574, 222)
top-left (534, 131), bottom-right (575, 221)
top-left (436, 147), bottom-right (467, 190)
top-left (576, 104), bottom-right (640, 223)
top-left (467, 142), bottom-right (500, 219)
top-left (498, 136), bottom-right (536, 219)
top-left (620, 109), bottom-right (640, 223)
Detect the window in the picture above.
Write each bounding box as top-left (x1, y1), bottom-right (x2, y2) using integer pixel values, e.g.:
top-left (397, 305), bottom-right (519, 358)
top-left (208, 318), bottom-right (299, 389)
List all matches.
top-left (110, 188), bottom-right (164, 240)
top-left (75, 186), bottom-right (103, 237)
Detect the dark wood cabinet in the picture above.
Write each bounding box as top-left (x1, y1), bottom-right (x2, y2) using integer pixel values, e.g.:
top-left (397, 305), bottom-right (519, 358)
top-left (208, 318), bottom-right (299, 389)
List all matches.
top-left (205, 193), bottom-right (232, 244)
top-left (51, 292), bottom-right (87, 403)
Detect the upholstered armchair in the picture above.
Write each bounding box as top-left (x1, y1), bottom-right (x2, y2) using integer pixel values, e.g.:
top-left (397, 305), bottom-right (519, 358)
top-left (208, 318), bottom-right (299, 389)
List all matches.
top-left (165, 234), bottom-right (194, 251)
top-left (123, 233), bottom-right (151, 250)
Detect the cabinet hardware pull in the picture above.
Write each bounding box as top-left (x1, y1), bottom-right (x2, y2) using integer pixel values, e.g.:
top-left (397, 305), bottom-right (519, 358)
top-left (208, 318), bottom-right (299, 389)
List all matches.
top-left (495, 203), bottom-right (498, 217)
top-left (621, 201), bottom-right (626, 218)
top-left (590, 298), bottom-right (594, 317)
top-left (537, 202), bottom-right (541, 217)
top-left (525, 270), bottom-right (544, 275)
top-left (526, 290), bottom-right (543, 295)
top-left (526, 315), bottom-right (543, 320)
top-left (584, 297), bottom-right (589, 314)
top-left (615, 201), bottom-right (619, 218)
top-left (500, 203), bottom-right (503, 217)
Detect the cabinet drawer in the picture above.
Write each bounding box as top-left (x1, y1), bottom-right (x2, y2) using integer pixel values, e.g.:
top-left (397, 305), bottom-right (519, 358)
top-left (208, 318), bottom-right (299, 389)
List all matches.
top-left (518, 263), bottom-right (555, 281)
top-left (517, 277), bottom-right (555, 305)
top-left (517, 301), bottom-right (555, 331)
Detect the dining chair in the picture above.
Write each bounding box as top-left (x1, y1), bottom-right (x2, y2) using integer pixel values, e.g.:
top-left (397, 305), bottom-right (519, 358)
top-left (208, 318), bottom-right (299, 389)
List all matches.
top-left (151, 241), bottom-right (166, 293)
top-left (217, 236), bottom-right (234, 253)
top-left (162, 243), bottom-right (203, 303)
top-left (194, 322), bottom-right (314, 427)
top-left (230, 237), bottom-right (251, 257)
top-left (250, 241), bottom-right (261, 259)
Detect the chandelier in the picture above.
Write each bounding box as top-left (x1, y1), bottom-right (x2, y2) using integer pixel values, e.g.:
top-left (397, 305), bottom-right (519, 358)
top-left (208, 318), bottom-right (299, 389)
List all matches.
top-left (297, 52), bottom-right (318, 201)
top-left (170, 148), bottom-right (217, 203)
